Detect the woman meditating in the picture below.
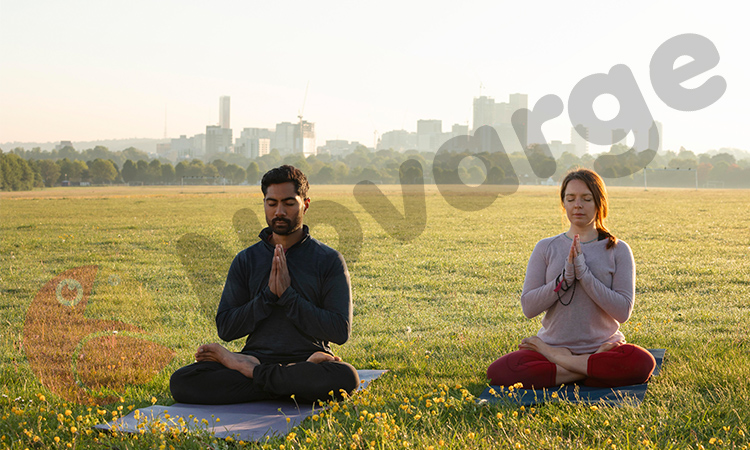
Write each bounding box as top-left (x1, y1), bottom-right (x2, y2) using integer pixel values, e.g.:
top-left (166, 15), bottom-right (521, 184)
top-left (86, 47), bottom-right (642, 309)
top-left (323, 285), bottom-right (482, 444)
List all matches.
top-left (487, 168), bottom-right (655, 388)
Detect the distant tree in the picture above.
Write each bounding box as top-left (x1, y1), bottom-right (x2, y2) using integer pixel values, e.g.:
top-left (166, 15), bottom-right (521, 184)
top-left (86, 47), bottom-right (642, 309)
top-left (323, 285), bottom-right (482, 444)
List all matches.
top-left (148, 159), bottom-right (162, 183)
top-left (711, 153), bottom-right (736, 166)
top-left (0, 152), bottom-right (35, 191)
top-left (708, 160), bottom-right (730, 181)
top-left (246, 162), bottom-right (261, 185)
top-left (399, 161), bottom-right (424, 184)
top-left (121, 160), bottom-right (137, 183)
top-left (311, 165), bottom-right (336, 184)
top-left (37, 159), bottom-right (61, 187)
top-left (697, 162), bottom-right (712, 184)
top-left (486, 165), bottom-right (506, 184)
top-left (161, 163), bottom-right (175, 183)
top-left (58, 158), bottom-right (88, 182)
top-left (89, 159), bottom-right (118, 184)
top-left (203, 162), bottom-right (219, 179)
top-left (677, 147), bottom-right (697, 161)
top-left (83, 145), bottom-right (113, 162)
top-left (224, 163), bottom-right (246, 184)
top-left (58, 146), bottom-right (78, 160)
top-left (135, 160), bottom-right (149, 182)
top-left (212, 159), bottom-right (228, 174)
top-left (557, 152), bottom-right (582, 172)
top-left (76, 160), bottom-right (90, 182)
top-left (121, 147), bottom-right (149, 164)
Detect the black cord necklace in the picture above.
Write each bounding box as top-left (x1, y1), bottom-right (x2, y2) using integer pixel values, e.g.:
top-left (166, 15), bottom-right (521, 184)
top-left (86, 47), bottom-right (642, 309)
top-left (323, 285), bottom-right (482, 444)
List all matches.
top-left (554, 269), bottom-right (576, 306)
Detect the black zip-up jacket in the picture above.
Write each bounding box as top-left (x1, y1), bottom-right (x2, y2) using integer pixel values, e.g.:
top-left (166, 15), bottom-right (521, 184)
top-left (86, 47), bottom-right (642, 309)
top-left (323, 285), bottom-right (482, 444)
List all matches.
top-left (215, 225), bottom-right (352, 362)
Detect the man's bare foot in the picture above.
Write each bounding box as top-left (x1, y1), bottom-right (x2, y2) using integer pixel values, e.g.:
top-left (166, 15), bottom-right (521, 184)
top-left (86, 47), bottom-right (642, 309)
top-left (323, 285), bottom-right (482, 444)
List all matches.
top-left (519, 336), bottom-right (572, 365)
top-left (595, 341), bottom-right (624, 353)
top-left (306, 351), bottom-right (341, 364)
top-left (195, 343), bottom-right (260, 378)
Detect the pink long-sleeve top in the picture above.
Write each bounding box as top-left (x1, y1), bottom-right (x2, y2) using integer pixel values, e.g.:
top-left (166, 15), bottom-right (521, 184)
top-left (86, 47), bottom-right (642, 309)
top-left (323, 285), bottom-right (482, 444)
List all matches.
top-left (520, 233), bottom-right (636, 354)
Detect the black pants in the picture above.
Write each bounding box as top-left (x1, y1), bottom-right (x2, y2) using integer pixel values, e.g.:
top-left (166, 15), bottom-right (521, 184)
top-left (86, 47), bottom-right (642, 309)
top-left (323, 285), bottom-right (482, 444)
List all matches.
top-left (169, 356), bottom-right (360, 404)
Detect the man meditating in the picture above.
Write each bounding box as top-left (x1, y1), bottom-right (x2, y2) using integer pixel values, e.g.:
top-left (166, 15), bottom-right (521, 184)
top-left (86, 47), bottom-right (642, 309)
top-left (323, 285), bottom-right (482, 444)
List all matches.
top-left (170, 165), bottom-right (359, 404)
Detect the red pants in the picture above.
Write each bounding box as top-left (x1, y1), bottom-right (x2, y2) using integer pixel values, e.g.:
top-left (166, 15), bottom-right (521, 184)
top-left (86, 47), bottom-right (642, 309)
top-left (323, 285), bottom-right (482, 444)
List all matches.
top-left (486, 344), bottom-right (656, 389)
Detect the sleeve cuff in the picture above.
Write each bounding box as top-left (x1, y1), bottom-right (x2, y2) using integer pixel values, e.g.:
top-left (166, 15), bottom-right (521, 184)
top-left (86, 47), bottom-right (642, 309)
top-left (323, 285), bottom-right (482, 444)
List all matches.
top-left (276, 285), bottom-right (298, 307)
top-left (263, 285), bottom-right (279, 304)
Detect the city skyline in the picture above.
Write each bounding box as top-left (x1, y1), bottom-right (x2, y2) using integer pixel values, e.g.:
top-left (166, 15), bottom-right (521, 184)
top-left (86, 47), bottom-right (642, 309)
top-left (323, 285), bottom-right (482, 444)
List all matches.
top-left (1, 1), bottom-right (747, 154)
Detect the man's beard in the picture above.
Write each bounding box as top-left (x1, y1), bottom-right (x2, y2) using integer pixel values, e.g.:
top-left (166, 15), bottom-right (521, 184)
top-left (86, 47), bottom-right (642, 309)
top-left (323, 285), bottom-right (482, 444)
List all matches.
top-left (270, 217), bottom-right (302, 236)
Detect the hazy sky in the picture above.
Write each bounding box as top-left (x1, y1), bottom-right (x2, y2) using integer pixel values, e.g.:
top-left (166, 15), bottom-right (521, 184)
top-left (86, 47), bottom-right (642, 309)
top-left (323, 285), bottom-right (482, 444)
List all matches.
top-left (1, 0), bottom-right (747, 154)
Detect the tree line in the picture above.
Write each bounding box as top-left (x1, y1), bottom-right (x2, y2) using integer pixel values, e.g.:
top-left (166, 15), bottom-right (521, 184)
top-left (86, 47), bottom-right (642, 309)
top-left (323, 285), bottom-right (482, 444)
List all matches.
top-left (2, 144), bottom-right (749, 191)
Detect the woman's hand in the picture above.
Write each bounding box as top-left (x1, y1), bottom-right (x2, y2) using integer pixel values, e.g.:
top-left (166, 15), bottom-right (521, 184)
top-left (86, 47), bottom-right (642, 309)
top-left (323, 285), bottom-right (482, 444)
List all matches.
top-left (567, 234), bottom-right (581, 263)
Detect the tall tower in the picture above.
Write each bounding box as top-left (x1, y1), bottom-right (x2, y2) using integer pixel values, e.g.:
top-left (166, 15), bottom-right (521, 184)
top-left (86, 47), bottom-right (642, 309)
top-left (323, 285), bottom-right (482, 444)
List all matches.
top-left (509, 93), bottom-right (528, 149)
top-left (472, 96), bottom-right (495, 132)
top-left (571, 124), bottom-right (589, 156)
top-left (219, 96), bottom-right (230, 129)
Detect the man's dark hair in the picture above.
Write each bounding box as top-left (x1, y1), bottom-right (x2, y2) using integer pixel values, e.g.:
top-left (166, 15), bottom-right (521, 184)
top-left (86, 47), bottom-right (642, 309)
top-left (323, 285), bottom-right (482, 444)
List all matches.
top-left (261, 165), bottom-right (309, 198)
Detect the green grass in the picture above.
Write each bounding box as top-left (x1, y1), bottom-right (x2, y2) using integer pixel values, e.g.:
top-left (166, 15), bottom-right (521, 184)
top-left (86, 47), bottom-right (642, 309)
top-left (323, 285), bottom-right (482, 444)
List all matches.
top-left (1, 185), bottom-right (749, 449)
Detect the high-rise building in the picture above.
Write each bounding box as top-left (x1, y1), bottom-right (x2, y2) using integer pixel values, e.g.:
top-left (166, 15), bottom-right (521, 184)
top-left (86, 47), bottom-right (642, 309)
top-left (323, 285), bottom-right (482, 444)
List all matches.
top-left (236, 128), bottom-right (273, 158)
top-left (273, 122), bottom-right (296, 154)
top-left (632, 120), bottom-right (663, 152)
top-left (417, 119), bottom-right (442, 151)
top-left (295, 120), bottom-right (316, 157)
top-left (509, 93), bottom-right (528, 149)
top-left (472, 93), bottom-right (527, 153)
top-left (206, 125), bottom-right (233, 155)
top-left (571, 124), bottom-right (589, 156)
top-left (378, 130), bottom-right (417, 152)
top-left (472, 96), bottom-right (495, 132)
top-left (219, 96), bottom-right (230, 130)
top-left (612, 129), bottom-right (627, 147)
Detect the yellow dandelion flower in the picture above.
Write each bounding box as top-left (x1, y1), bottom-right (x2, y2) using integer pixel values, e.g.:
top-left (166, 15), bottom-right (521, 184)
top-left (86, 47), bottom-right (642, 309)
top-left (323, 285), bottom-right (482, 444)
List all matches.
top-left (709, 438), bottom-right (717, 445)
top-left (70, 426), bottom-right (77, 433)
top-left (468, 432), bottom-right (475, 439)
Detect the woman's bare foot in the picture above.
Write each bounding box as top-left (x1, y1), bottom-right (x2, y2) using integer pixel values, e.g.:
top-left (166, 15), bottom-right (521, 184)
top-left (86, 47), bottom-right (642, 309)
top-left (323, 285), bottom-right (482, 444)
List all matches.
top-left (306, 351), bottom-right (342, 364)
top-left (195, 343), bottom-right (260, 378)
top-left (519, 336), bottom-right (572, 365)
top-left (595, 340), bottom-right (624, 353)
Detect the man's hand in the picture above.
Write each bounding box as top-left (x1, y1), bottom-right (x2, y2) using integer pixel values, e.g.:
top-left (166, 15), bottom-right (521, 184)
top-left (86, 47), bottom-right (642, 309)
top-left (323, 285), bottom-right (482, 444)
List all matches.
top-left (269, 244), bottom-right (291, 297)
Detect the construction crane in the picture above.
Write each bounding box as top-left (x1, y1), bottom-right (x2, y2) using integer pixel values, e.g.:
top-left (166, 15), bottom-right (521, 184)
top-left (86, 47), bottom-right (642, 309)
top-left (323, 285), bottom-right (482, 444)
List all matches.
top-left (298, 81), bottom-right (310, 124)
top-left (296, 81), bottom-right (310, 155)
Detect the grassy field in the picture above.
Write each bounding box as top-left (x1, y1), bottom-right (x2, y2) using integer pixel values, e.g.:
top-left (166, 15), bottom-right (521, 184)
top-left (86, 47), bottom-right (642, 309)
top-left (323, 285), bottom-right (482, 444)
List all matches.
top-left (1, 184), bottom-right (749, 449)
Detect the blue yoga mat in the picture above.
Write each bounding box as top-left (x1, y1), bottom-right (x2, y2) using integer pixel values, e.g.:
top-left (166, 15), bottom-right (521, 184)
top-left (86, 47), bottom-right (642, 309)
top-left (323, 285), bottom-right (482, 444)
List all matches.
top-left (95, 369), bottom-right (387, 441)
top-left (478, 349), bottom-right (665, 407)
